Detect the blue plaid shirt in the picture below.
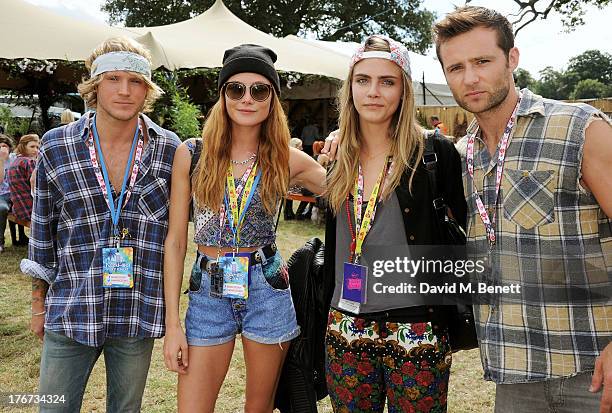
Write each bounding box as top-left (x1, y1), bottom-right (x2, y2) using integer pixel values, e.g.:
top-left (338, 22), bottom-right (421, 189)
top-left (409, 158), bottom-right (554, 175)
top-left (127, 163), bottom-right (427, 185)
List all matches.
top-left (21, 112), bottom-right (180, 347)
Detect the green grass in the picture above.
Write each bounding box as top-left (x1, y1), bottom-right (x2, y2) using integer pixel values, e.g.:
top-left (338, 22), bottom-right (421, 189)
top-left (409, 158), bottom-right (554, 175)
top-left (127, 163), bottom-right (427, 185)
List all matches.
top-left (0, 219), bottom-right (494, 412)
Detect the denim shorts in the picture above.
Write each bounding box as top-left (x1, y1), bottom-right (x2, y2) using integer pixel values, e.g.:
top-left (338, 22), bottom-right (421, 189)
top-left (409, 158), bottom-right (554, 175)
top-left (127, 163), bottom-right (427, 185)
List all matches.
top-left (185, 251), bottom-right (301, 346)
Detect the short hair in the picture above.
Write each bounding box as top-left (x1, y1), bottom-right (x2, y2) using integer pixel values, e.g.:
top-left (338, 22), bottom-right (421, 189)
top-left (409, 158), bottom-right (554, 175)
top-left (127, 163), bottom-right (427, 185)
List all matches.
top-left (0, 134), bottom-right (14, 150)
top-left (430, 116), bottom-right (439, 122)
top-left (60, 109), bottom-right (75, 125)
top-left (434, 6), bottom-right (514, 66)
top-left (15, 134), bottom-right (39, 156)
top-left (77, 37), bottom-right (163, 113)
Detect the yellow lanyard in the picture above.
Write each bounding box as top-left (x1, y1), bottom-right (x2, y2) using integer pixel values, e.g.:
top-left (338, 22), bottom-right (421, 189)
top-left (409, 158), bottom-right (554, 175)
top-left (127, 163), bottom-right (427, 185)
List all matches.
top-left (351, 157), bottom-right (390, 260)
top-left (224, 162), bottom-right (259, 245)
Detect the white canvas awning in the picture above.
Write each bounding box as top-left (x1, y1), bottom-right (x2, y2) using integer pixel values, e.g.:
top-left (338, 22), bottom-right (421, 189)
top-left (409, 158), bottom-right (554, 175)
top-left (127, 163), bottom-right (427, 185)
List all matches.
top-left (0, 0), bottom-right (140, 61)
top-left (124, 0), bottom-right (351, 78)
top-left (0, 0), bottom-right (454, 103)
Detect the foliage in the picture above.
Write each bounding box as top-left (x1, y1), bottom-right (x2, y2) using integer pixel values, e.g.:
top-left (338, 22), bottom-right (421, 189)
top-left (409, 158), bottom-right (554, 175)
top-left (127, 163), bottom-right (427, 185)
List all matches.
top-left (151, 71), bottom-right (202, 141)
top-left (513, 68), bottom-right (536, 90)
top-left (522, 49), bottom-right (612, 99)
top-left (566, 50), bottom-right (612, 85)
top-left (170, 93), bottom-right (201, 141)
top-left (570, 79), bottom-right (610, 99)
top-left (101, 0), bottom-right (435, 53)
top-left (0, 106), bottom-right (31, 137)
top-left (534, 66), bottom-right (569, 100)
top-left (509, 0), bottom-right (611, 34)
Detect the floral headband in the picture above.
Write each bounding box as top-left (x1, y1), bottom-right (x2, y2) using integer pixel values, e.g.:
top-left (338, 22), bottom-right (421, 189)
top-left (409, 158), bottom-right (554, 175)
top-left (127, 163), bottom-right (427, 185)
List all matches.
top-left (91, 51), bottom-right (151, 79)
top-left (350, 35), bottom-right (411, 78)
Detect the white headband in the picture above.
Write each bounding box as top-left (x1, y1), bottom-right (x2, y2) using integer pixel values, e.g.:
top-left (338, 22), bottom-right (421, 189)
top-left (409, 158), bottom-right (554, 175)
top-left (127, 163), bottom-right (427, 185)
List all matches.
top-left (91, 51), bottom-right (151, 79)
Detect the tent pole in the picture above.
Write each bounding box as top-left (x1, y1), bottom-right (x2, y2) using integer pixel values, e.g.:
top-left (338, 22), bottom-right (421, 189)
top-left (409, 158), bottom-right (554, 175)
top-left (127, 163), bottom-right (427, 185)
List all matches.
top-left (422, 73), bottom-right (426, 106)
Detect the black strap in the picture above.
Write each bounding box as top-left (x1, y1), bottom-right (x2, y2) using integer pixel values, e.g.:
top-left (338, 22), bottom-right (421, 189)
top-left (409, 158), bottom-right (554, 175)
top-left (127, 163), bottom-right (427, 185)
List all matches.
top-left (423, 131), bottom-right (446, 220)
top-left (189, 138), bottom-right (203, 177)
top-left (274, 198), bottom-right (283, 232)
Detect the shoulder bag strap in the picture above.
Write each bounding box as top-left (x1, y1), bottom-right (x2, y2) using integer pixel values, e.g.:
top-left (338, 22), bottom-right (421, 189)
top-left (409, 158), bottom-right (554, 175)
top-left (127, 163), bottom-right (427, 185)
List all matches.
top-left (423, 131), bottom-right (446, 220)
top-left (189, 138), bottom-right (203, 177)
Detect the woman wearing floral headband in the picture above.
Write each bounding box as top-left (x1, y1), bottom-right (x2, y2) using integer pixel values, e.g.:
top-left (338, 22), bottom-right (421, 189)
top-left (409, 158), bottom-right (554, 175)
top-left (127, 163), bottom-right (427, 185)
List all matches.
top-left (323, 35), bottom-right (467, 412)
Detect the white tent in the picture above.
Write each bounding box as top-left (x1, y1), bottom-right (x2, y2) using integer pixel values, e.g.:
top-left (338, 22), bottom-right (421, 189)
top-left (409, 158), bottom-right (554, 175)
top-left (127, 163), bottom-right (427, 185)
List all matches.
top-left (0, 0), bottom-right (139, 61)
top-left (285, 36), bottom-right (456, 106)
top-left (124, 0), bottom-right (351, 79)
top-left (1, 0), bottom-right (454, 104)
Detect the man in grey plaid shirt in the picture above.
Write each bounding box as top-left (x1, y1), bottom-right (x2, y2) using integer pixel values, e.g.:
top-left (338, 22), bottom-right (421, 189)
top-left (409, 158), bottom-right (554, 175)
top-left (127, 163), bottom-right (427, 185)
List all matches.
top-left (21, 37), bottom-right (180, 412)
top-left (434, 6), bottom-right (612, 413)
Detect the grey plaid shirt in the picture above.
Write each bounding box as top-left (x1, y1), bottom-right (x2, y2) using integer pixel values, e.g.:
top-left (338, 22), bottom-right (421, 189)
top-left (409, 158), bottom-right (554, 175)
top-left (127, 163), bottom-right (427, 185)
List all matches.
top-left (458, 88), bottom-right (612, 384)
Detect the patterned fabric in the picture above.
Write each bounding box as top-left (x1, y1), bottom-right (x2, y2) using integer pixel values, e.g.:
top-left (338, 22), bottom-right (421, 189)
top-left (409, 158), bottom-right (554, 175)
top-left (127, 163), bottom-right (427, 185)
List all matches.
top-left (91, 51), bottom-right (151, 79)
top-left (186, 142), bottom-right (277, 248)
top-left (350, 35), bottom-right (411, 77)
top-left (458, 88), bottom-right (612, 383)
top-left (326, 308), bottom-right (451, 413)
top-left (7, 155), bottom-right (35, 221)
top-left (20, 112), bottom-right (180, 347)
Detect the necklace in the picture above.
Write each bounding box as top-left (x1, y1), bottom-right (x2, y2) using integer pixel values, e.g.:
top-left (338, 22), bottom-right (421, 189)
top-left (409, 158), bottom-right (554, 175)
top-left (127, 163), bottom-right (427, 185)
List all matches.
top-left (231, 153), bottom-right (257, 165)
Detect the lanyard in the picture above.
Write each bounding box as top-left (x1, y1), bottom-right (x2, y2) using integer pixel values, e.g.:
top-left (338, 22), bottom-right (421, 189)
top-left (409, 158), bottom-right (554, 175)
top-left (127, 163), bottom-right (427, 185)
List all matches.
top-left (466, 93), bottom-right (522, 247)
top-left (90, 114), bottom-right (143, 243)
top-left (223, 161), bottom-right (261, 247)
top-left (347, 156), bottom-right (391, 263)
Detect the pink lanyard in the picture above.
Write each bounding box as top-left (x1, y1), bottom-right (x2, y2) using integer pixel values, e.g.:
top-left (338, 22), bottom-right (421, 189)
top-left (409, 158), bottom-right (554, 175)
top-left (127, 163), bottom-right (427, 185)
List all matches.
top-left (466, 94), bottom-right (522, 247)
top-left (87, 119), bottom-right (144, 212)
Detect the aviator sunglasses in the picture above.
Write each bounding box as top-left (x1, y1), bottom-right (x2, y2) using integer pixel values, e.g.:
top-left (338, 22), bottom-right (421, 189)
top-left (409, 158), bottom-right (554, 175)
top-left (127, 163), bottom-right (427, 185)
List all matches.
top-left (224, 81), bottom-right (272, 102)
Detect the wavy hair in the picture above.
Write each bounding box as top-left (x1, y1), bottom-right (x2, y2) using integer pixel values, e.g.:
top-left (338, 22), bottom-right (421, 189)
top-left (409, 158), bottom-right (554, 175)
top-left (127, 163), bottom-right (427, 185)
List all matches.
top-left (77, 37), bottom-right (163, 112)
top-left (15, 134), bottom-right (39, 156)
top-left (192, 91), bottom-right (290, 215)
top-left (326, 37), bottom-right (424, 215)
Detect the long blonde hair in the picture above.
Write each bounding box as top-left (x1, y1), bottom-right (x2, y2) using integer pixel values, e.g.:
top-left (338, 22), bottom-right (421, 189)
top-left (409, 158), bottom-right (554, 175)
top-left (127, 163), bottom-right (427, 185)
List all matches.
top-left (326, 37), bottom-right (424, 214)
top-left (193, 92), bottom-right (290, 215)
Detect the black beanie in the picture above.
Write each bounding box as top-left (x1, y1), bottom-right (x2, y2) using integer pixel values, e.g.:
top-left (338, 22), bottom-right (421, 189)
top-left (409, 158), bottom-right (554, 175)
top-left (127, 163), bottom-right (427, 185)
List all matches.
top-left (218, 44), bottom-right (281, 96)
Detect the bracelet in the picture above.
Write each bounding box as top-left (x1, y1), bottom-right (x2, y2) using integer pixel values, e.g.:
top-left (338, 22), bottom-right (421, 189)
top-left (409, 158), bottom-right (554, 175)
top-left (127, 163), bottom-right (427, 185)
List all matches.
top-left (31, 310), bottom-right (46, 316)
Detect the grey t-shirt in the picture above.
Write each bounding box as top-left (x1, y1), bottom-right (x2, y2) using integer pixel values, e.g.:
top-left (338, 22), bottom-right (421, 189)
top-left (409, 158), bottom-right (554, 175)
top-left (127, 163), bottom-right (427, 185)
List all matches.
top-left (332, 192), bottom-right (428, 313)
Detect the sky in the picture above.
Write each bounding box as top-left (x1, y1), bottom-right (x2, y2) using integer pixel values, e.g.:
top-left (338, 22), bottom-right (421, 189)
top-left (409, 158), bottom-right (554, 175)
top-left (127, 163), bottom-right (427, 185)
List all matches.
top-left (22, 0), bottom-right (612, 79)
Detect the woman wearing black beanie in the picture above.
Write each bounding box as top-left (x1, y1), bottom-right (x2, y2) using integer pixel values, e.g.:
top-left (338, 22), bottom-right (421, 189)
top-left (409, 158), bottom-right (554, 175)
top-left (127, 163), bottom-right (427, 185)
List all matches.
top-left (163, 44), bottom-right (326, 412)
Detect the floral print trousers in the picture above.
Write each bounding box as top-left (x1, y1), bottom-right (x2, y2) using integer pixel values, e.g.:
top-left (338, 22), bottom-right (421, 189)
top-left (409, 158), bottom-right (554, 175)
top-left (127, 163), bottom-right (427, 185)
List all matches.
top-left (325, 308), bottom-right (452, 413)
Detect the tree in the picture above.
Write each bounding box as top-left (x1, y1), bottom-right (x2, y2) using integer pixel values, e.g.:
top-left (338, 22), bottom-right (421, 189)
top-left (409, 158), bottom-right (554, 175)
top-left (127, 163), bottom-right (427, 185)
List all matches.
top-left (102, 0), bottom-right (436, 53)
top-left (513, 68), bottom-right (535, 89)
top-left (508, 0), bottom-right (611, 35)
top-left (535, 66), bottom-right (568, 100)
top-left (570, 79), bottom-right (609, 99)
top-left (566, 50), bottom-right (612, 85)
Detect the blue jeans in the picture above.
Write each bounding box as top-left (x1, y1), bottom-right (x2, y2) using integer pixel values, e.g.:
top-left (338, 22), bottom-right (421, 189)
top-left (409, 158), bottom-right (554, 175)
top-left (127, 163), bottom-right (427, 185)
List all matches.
top-left (38, 330), bottom-right (154, 413)
top-left (185, 251), bottom-right (300, 346)
top-left (494, 371), bottom-right (600, 412)
top-left (0, 193), bottom-right (9, 246)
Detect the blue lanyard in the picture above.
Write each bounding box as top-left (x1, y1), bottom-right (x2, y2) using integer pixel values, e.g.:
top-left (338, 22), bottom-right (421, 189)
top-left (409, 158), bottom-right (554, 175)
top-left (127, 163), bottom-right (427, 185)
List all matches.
top-left (223, 169), bottom-right (262, 247)
top-left (92, 114), bottom-right (140, 238)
